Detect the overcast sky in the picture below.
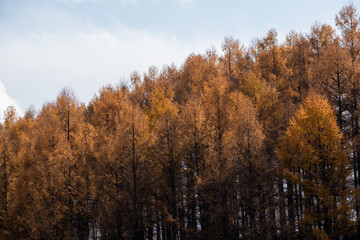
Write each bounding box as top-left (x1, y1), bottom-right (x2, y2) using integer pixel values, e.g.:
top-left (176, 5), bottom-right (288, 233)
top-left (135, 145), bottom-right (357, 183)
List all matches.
top-left (0, 0), bottom-right (357, 118)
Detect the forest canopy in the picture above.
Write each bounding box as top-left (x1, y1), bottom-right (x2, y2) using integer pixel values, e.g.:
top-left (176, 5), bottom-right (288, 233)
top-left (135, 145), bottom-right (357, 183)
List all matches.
top-left (2, 3), bottom-right (360, 240)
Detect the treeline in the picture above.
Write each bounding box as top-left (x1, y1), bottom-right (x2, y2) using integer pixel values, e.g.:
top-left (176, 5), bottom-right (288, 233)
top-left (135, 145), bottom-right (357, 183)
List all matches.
top-left (2, 4), bottom-right (360, 240)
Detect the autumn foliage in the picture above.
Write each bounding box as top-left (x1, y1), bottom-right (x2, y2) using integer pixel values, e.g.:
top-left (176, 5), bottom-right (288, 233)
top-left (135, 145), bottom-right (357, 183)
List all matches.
top-left (3, 4), bottom-right (360, 240)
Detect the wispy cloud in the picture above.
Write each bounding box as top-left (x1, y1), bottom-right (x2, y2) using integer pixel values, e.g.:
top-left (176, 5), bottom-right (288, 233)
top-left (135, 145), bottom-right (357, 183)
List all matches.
top-left (0, 0), bottom-right (221, 113)
top-left (0, 22), bottom-right (216, 112)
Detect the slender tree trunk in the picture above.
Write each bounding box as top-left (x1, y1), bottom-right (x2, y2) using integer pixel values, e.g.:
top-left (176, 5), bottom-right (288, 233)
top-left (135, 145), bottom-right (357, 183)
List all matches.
top-left (132, 121), bottom-right (140, 240)
top-left (2, 139), bottom-right (8, 218)
top-left (278, 174), bottom-right (286, 240)
top-left (287, 181), bottom-right (295, 239)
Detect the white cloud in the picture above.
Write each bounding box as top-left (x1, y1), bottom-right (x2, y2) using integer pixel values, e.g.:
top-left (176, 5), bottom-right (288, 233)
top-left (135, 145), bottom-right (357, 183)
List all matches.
top-left (0, 82), bottom-right (21, 121)
top-left (0, 22), bottom-right (218, 112)
top-left (0, 0), bottom-right (221, 113)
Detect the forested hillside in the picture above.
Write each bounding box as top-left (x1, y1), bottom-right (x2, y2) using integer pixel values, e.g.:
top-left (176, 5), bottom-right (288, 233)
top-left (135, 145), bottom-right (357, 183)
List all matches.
top-left (2, 4), bottom-right (360, 240)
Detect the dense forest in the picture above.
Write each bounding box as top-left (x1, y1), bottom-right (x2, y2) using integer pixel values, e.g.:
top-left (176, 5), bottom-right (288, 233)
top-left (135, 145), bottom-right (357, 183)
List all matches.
top-left (3, 3), bottom-right (360, 240)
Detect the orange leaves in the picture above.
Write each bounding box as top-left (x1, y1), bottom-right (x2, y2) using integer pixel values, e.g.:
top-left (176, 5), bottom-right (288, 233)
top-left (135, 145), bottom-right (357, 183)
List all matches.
top-left (147, 81), bottom-right (178, 128)
top-left (280, 93), bottom-right (345, 171)
top-left (227, 92), bottom-right (264, 158)
top-left (278, 93), bottom-right (350, 237)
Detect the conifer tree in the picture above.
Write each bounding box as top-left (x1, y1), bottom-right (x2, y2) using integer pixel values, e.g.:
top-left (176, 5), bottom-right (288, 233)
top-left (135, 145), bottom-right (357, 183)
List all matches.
top-left (278, 93), bottom-right (350, 239)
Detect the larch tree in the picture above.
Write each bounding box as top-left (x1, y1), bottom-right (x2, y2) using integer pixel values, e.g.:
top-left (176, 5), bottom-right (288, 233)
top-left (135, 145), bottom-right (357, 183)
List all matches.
top-left (200, 75), bottom-right (232, 239)
top-left (221, 37), bottom-right (244, 89)
top-left (31, 103), bottom-right (67, 239)
top-left (52, 88), bottom-right (84, 238)
top-left (179, 96), bottom-right (207, 239)
top-left (0, 107), bottom-right (18, 238)
top-left (278, 93), bottom-right (350, 239)
top-left (317, 38), bottom-right (352, 132)
top-left (226, 92), bottom-right (267, 239)
top-left (147, 79), bottom-right (181, 240)
top-left (336, 4), bottom-right (360, 228)
top-left (89, 85), bottom-right (151, 240)
top-left (308, 23), bottom-right (335, 60)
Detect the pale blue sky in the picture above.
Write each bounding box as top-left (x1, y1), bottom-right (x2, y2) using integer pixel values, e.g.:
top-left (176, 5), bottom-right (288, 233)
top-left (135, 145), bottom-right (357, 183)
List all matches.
top-left (0, 0), bottom-right (357, 116)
